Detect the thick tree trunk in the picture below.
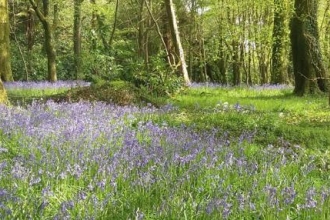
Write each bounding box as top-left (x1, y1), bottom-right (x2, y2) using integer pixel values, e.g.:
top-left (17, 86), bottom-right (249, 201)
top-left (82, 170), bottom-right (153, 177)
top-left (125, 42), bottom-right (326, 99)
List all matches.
top-left (146, 1), bottom-right (173, 67)
top-left (161, 4), bottom-right (175, 67)
top-left (271, 0), bottom-right (285, 84)
top-left (74, 0), bottom-right (83, 79)
top-left (0, 0), bottom-right (14, 82)
top-left (29, 0), bottom-right (57, 82)
top-left (164, 0), bottom-right (191, 85)
top-left (44, 17), bottom-right (57, 82)
top-left (290, 0), bottom-right (327, 95)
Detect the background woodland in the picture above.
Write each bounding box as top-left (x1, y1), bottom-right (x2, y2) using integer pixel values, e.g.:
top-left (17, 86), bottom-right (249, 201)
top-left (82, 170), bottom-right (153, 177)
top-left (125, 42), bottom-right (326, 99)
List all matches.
top-left (1, 0), bottom-right (330, 95)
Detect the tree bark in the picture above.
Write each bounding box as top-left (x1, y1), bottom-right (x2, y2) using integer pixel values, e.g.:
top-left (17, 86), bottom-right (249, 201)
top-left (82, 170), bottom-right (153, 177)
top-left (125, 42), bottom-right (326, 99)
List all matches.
top-left (25, 7), bottom-right (36, 81)
top-left (74, 0), bottom-right (83, 79)
top-left (218, 43), bottom-right (228, 85)
top-left (53, 3), bottom-right (59, 39)
top-left (90, 0), bottom-right (97, 51)
top-left (271, 0), bottom-right (286, 84)
top-left (0, 0), bottom-right (14, 82)
top-left (0, 79), bottom-right (7, 104)
top-left (145, 0), bottom-right (172, 66)
top-left (164, 0), bottom-right (191, 85)
top-left (232, 40), bottom-right (241, 85)
top-left (137, 0), bottom-right (145, 59)
top-left (290, 0), bottom-right (327, 95)
top-left (29, 0), bottom-right (57, 82)
top-left (109, 0), bottom-right (118, 47)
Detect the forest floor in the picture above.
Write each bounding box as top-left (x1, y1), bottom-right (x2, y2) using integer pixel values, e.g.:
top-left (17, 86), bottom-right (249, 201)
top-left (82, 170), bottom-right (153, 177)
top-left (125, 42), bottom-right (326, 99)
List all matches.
top-left (163, 84), bottom-right (330, 149)
top-left (2, 81), bottom-right (330, 219)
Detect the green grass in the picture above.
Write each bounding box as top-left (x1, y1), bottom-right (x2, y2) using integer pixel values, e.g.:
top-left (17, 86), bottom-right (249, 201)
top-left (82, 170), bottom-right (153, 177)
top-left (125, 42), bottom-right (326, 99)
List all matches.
top-left (7, 88), bottom-right (70, 106)
top-left (7, 88), bottom-right (69, 97)
top-left (2, 84), bottom-right (330, 219)
top-left (154, 86), bottom-right (330, 149)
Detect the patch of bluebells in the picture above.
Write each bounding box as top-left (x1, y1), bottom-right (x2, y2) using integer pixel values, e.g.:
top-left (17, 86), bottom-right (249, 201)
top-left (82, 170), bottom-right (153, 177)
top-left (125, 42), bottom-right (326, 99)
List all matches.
top-left (252, 83), bottom-right (294, 91)
top-left (0, 100), bottom-right (329, 218)
top-left (190, 82), bottom-right (230, 88)
top-left (3, 80), bottom-right (91, 90)
top-left (190, 82), bottom-right (293, 90)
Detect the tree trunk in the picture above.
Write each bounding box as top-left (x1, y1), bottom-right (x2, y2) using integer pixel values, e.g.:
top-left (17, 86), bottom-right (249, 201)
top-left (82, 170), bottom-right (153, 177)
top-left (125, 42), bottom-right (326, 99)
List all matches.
top-left (0, 79), bottom-right (8, 104)
top-left (164, 0), bottom-right (191, 85)
top-left (146, 0), bottom-right (173, 66)
top-left (0, 0), bottom-right (14, 82)
top-left (53, 3), bottom-right (59, 39)
top-left (74, 0), bottom-right (83, 79)
top-left (271, 0), bottom-right (285, 84)
top-left (216, 4), bottom-right (227, 85)
top-left (25, 6), bottom-right (36, 81)
top-left (290, 0), bottom-right (327, 95)
top-left (137, 0), bottom-right (145, 59)
top-left (90, 0), bottom-right (97, 51)
top-left (232, 40), bottom-right (241, 85)
top-left (29, 0), bottom-right (57, 82)
top-left (258, 49), bottom-right (269, 84)
top-left (109, 0), bottom-right (119, 47)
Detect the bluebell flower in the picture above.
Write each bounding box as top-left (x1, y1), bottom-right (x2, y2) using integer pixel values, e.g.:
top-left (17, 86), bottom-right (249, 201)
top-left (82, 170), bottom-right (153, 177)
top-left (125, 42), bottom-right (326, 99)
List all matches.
top-left (264, 185), bottom-right (279, 208)
top-left (303, 187), bottom-right (317, 209)
top-left (281, 185), bottom-right (297, 205)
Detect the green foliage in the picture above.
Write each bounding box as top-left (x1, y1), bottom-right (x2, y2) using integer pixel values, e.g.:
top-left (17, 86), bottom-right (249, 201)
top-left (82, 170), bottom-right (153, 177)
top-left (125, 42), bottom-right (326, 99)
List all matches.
top-left (133, 54), bottom-right (185, 97)
top-left (7, 0), bottom-right (330, 86)
top-left (0, 131), bottom-right (29, 160)
top-left (82, 52), bottom-right (123, 83)
top-left (65, 80), bottom-right (139, 105)
top-left (10, 45), bottom-right (47, 81)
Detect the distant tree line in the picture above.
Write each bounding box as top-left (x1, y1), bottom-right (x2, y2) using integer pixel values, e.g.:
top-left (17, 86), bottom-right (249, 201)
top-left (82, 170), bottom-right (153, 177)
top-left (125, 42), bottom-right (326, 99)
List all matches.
top-left (1, 0), bottom-right (330, 100)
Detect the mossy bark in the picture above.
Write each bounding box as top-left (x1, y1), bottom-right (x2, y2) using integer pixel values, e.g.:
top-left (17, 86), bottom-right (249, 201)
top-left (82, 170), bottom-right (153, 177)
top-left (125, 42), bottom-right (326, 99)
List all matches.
top-left (0, 0), bottom-right (14, 82)
top-left (290, 0), bottom-right (328, 95)
top-left (0, 80), bottom-right (8, 104)
top-left (271, 0), bottom-right (286, 84)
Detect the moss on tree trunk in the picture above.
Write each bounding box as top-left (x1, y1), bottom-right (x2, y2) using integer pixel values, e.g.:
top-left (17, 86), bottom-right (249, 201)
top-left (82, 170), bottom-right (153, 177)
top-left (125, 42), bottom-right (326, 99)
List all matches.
top-left (271, 0), bottom-right (286, 84)
top-left (290, 0), bottom-right (328, 95)
top-left (0, 80), bottom-right (8, 104)
top-left (0, 0), bottom-right (14, 82)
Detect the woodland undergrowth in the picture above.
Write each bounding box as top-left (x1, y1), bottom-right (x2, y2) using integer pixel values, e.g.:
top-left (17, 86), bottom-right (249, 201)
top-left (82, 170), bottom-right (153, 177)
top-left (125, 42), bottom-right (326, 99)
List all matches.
top-left (1, 81), bottom-right (330, 219)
